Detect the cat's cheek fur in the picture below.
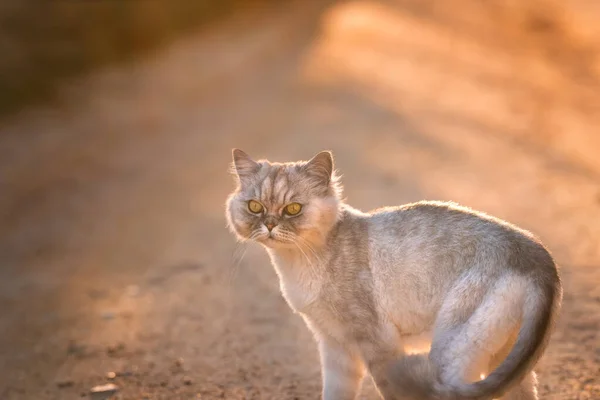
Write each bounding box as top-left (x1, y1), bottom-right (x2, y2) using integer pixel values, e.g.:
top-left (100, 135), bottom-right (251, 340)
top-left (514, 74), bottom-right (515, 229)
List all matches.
top-left (225, 194), bottom-right (254, 241)
top-left (296, 197), bottom-right (340, 244)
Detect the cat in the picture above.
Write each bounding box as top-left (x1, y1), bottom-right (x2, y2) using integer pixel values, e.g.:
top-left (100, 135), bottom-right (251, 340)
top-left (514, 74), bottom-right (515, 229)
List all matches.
top-left (225, 149), bottom-right (562, 400)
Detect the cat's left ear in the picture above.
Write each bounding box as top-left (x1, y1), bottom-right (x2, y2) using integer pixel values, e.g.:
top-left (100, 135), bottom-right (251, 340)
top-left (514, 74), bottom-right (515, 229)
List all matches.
top-left (304, 150), bottom-right (334, 186)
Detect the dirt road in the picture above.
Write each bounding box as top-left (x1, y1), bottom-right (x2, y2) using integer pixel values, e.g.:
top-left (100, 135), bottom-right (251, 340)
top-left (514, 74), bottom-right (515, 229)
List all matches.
top-left (0, 1), bottom-right (599, 399)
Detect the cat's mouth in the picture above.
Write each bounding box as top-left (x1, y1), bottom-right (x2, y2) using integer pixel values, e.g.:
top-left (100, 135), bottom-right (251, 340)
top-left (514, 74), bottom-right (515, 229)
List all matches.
top-left (252, 230), bottom-right (291, 247)
top-left (247, 226), bottom-right (300, 248)
top-left (264, 234), bottom-right (284, 244)
top-left (256, 236), bottom-right (283, 248)
top-left (249, 231), bottom-right (276, 243)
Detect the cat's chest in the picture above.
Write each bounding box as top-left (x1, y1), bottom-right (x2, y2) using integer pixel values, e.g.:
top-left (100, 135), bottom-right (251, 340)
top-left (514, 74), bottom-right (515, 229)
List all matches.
top-left (278, 271), bottom-right (321, 312)
top-left (273, 257), bottom-right (371, 344)
top-left (272, 256), bottom-right (324, 312)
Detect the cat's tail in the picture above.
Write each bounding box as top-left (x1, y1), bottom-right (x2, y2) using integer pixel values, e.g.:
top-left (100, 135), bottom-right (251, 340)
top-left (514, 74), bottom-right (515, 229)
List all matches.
top-left (387, 277), bottom-right (561, 400)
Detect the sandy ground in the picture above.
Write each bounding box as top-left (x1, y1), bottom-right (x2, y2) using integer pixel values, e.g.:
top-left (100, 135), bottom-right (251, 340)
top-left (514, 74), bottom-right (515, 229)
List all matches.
top-left (0, 1), bottom-right (599, 399)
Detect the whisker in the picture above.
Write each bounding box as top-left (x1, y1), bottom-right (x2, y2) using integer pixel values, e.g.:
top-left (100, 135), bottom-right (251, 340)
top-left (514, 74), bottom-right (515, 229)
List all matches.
top-left (276, 230), bottom-right (322, 277)
top-left (229, 244), bottom-right (247, 283)
top-left (291, 241), bottom-right (318, 277)
top-left (282, 231), bottom-right (323, 265)
top-left (225, 231), bottom-right (260, 317)
top-left (229, 231), bottom-right (262, 285)
top-left (295, 235), bottom-right (323, 264)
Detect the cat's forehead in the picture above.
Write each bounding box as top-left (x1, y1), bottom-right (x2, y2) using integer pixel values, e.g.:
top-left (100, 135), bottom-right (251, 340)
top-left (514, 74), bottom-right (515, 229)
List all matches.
top-left (248, 162), bottom-right (307, 204)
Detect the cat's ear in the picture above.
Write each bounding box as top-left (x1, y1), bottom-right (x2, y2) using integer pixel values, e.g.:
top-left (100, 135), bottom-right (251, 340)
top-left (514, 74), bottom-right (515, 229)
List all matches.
top-left (304, 150), bottom-right (334, 186)
top-left (231, 149), bottom-right (260, 182)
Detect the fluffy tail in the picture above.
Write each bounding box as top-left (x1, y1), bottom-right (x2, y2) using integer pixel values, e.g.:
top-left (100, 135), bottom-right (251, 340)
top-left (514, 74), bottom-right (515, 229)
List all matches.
top-left (388, 279), bottom-right (561, 400)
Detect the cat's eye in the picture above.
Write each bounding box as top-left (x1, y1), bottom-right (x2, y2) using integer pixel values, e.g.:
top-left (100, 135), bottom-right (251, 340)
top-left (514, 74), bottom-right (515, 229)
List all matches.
top-left (284, 203), bottom-right (302, 216)
top-left (248, 200), bottom-right (264, 214)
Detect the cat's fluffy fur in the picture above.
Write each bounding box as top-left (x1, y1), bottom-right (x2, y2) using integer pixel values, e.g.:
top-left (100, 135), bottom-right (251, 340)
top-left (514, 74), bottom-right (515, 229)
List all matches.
top-left (225, 149), bottom-right (562, 400)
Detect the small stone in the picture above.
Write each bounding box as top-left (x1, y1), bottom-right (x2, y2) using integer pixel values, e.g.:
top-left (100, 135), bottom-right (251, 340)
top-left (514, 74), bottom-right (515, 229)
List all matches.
top-left (90, 384), bottom-right (118, 392)
top-left (106, 343), bottom-right (126, 356)
top-left (67, 340), bottom-right (87, 356)
top-left (183, 376), bottom-right (193, 385)
top-left (56, 379), bottom-right (74, 388)
top-left (106, 371), bottom-right (116, 380)
top-left (101, 311), bottom-right (115, 320)
top-left (582, 377), bottom-right (595, 385)
top-left (160, 380), bottom-right (168, 387)
top-left (90, 383), bottom-right (118, 400)
top-left (170, 357), bottom-right (185, 374)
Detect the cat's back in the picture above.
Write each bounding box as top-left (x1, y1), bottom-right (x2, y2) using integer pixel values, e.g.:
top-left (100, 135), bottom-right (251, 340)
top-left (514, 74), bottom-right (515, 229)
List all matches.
top-left (368, 200), bottom-right (532, 242)
top-left (363, 200), bottom-right (554, 277)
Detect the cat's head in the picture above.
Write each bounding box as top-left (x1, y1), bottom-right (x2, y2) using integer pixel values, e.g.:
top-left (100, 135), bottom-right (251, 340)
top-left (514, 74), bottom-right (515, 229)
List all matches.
top-left (225, 149), bottom-right (342, 249)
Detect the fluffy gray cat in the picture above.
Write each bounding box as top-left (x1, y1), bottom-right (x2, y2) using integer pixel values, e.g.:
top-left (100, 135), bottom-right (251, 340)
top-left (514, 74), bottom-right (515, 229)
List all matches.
top-left (225, 149), bottom-right (562, 400)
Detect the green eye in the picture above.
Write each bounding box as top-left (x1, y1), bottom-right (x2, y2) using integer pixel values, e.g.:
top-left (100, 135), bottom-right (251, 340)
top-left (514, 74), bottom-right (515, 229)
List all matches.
top-left (248, 200), bottom-right (263, 214)
top-left (284, 203), bottom-right (302, 216)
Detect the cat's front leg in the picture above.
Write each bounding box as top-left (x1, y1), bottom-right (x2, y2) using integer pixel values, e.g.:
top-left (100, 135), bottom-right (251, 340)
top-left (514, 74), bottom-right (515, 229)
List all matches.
top-left (318, 337), bottom-right (365, 400)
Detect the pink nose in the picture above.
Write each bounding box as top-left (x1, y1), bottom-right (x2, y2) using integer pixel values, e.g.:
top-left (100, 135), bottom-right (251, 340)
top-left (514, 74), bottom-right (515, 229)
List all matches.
top-left (265, 222), bottom-right (276, 231)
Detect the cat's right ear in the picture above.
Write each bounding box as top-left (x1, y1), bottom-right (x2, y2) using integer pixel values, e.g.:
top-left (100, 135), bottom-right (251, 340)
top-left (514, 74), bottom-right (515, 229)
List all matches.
top-left (231, 149), bottom-right (260, 183)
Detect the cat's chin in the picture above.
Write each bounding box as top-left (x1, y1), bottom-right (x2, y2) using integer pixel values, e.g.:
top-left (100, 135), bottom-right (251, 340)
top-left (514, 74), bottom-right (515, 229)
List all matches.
top-left (256, 237), bottom-right (295, 250)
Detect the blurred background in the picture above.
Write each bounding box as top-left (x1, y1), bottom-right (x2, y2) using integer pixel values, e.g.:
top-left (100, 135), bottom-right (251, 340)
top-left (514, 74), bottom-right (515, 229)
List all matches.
top-left (0, 0), bottom-right (599, 399)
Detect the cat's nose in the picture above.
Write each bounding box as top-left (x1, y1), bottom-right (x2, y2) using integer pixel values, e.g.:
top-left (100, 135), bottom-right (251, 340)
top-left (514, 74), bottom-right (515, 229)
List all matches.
top-left (265, 222), bottom-right (277, 231)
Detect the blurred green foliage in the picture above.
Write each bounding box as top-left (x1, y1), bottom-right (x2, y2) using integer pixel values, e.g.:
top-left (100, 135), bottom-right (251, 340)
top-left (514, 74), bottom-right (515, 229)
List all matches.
top-left (0, 0), bottom-right (284, 117)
